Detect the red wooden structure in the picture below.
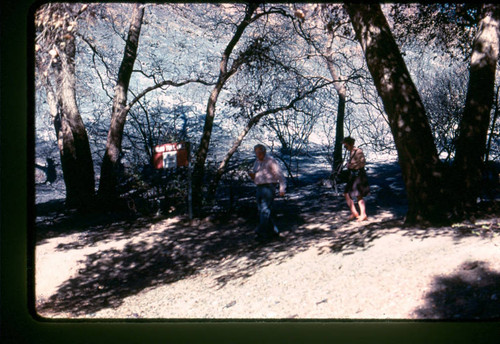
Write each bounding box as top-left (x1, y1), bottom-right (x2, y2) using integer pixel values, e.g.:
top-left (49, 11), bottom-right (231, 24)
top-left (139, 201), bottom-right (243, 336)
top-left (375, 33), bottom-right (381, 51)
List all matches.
top-left (152, 142), bottom-right (189, 169)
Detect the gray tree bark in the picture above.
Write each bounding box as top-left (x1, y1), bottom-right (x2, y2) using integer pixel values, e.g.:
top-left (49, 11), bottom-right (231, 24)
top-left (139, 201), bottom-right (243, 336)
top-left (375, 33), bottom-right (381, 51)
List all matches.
top-left (98, 4), bottom-right (145, 204)
top-left (191, 3), bottom-right (259, 213)
top-left (453, 4), bottom-right (500, 214)
top-left (53, 28), bottom-right (96, 210)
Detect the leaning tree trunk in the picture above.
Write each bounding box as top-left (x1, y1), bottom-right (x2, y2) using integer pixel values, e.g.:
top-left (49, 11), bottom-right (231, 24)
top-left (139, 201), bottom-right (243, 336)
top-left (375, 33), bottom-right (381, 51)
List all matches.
top-left (191, 3), bottom-right (259, 214)
top-left (345, 3), bottom-right (446, 224)
top-left (98, 4), bottom-right (144, 205)
top-left (209, 107), bottom-right (290, 197)
top-left (453, 4), bottom-right (500, 215)
top-left (208, 79), bottom-right (333, 197)
top-left (53, 30), bottom-right (95, 211)
top-left (209, 115), bottom-right (262, 198)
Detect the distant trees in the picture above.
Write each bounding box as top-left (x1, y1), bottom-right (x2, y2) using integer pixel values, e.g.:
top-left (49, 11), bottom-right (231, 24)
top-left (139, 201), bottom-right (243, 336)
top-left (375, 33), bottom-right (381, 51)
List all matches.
top-left (265, 104), bottom-right (318, 181)
top-left (415, 58), bottom-right (468, 161)
top-left (209, 79), bottom-right (332, 195)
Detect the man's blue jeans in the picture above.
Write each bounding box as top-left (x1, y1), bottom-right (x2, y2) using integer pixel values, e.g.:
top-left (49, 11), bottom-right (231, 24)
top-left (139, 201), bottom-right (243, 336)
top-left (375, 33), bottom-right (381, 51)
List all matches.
top-left (256, 184), bottom-right (277, 235)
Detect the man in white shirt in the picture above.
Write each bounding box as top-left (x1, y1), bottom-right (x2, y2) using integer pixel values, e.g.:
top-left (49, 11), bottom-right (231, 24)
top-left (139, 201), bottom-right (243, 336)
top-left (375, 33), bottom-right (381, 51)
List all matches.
top-left (248, 144), bottom-right (286, 239)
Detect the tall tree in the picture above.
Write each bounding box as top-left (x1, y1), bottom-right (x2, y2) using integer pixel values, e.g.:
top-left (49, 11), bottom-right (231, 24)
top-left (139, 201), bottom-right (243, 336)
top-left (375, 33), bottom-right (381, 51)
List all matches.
top-left (325, 35), bottom-right (347, 172)
top-left (76, 4), bottom-right (214, 205)
top-left (98, 3), bottom-right (145, 204)
top-left (344, 3), bottom-right (500, 223)
top-left (292, 4), bottom-right (357, 172)
top-left (318, 6), bottom-right (351, 171)
top-left (344, 3), bottom-right (445, 224)
top-left (35, 4), bottom-right (95, 210)
top-left (191, 3), bottom-right (260, 212)
top-left (453, 4), bottom-right (500, 214)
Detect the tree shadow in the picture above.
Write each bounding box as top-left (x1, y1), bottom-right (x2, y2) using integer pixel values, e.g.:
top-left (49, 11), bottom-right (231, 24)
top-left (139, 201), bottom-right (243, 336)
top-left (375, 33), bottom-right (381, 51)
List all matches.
top-left (35, 161), bottom-right (498, 318)
top-left (36, 209), bottom-right (312, 316)
top-left (35, 204), bottom-right (167, 249)
top-left (36, 182), bottom-right (404, 317)
top-left (34, 161), bottom-right (410, 317)
top-left (413, 261), bottom-right (500, 320)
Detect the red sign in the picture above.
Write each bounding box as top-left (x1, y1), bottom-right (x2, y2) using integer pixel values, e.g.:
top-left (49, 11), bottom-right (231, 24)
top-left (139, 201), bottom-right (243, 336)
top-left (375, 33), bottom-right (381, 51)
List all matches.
top-left (152, 142), bottom-right (189, 169)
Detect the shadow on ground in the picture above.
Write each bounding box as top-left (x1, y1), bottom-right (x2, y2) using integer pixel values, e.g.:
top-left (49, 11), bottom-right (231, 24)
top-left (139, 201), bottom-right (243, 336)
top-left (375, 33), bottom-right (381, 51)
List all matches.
top-left (413, 261), bottom-right (500, 320)
top-left (34, 161), bottom-right (499, 317)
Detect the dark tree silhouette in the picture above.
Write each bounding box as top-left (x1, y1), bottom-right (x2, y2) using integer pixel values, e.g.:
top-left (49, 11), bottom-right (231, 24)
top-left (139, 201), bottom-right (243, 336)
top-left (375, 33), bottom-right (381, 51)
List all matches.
top-left (325, 45), bottom-right (347, 173)
top-left (485, 85), bottom-right (499, 163)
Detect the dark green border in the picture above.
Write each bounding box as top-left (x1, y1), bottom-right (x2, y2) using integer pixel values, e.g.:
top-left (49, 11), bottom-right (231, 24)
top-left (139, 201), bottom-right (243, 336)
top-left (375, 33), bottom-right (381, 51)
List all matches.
top-left (1, 0), bottom-right (499, 342)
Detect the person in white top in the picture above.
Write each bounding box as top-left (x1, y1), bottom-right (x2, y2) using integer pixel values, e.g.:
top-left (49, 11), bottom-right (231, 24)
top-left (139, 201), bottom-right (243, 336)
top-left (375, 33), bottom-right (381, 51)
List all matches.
top-left (248, 144), bottom-right (286, 239)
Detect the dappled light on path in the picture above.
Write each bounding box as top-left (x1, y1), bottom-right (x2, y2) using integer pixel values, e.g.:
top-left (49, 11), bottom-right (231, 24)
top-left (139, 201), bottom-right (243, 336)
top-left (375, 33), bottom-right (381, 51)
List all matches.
top-left (35, 185), bottom-right (404, 317)
top-left (34, 162), bottom-right (499, 318)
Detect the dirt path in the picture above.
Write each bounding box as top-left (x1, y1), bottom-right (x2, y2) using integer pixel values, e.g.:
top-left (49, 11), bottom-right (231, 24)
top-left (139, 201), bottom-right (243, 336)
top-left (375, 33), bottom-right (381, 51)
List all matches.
top-left (87, 224), bottom-right (500, 319)
top-left (35, 187), bottom-right (500, 319)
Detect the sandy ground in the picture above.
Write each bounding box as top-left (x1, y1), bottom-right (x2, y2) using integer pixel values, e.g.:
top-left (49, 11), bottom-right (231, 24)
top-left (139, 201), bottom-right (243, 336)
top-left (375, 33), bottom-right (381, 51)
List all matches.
top-left (35, 200), bottom-right (500, 320)
top-left (34, 157), bottom-right (500, 320)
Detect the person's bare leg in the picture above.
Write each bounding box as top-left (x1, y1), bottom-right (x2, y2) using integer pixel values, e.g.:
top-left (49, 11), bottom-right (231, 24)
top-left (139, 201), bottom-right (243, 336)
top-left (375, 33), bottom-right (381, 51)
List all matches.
top-left (357, 197), bottom-right (368, 221)
top-left (345, 193), bottom-right (359, 220)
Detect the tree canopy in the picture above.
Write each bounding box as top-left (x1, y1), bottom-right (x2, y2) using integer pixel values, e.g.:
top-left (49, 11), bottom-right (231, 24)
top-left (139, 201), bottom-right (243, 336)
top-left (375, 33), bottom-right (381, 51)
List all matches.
top-left (34, 3), bottom-right (500, 224)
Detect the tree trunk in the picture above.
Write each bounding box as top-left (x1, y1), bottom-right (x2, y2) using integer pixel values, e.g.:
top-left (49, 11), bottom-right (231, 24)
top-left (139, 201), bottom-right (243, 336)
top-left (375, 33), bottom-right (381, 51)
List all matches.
top-left (453, 4), bottom-right (500, 214)
top-left (323, 32), bottom-right (347, 171)
top-left (209, 117), bottom-right (257, 198)
top-left (98, 4), bottom-right (144, 204)
top-left (53, 31), bottom-right (95, 210)
top-left (333, 93), bottom-right (346, 171)
top-left (325, 55), bottom-right (346, 171)
top-left (345, 3), bottom-right (445, 224)
top-left (485, 85), bottom-right (499, 163)
top-left (191, 3), bottom-right (259, 213)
